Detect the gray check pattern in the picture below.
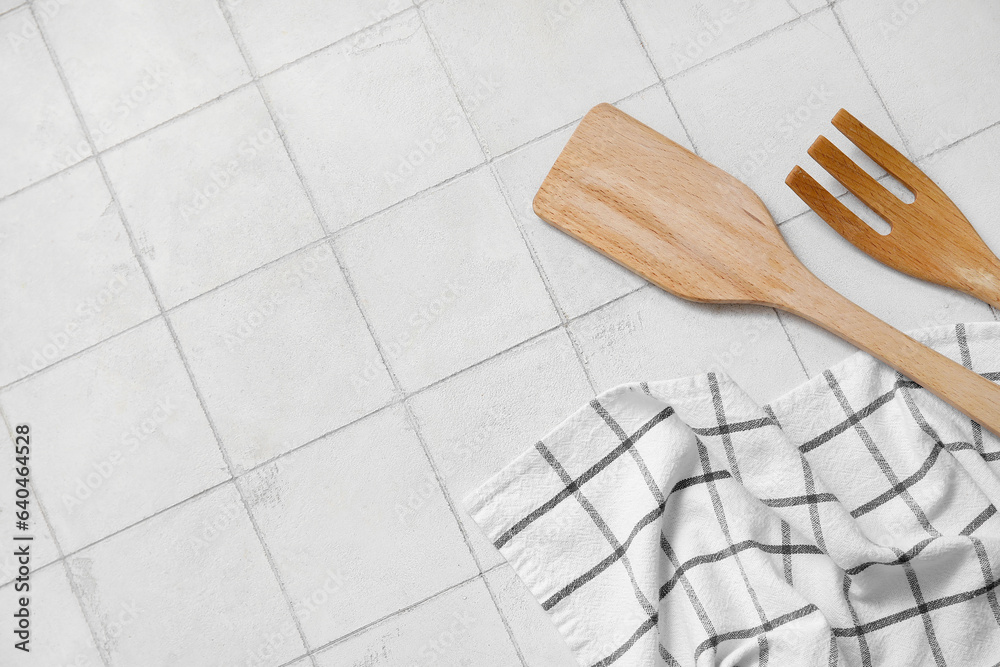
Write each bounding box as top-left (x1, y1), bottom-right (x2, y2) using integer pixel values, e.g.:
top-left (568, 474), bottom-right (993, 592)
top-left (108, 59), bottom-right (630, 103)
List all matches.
top-left (466, 322), bottom-right (1000, 666)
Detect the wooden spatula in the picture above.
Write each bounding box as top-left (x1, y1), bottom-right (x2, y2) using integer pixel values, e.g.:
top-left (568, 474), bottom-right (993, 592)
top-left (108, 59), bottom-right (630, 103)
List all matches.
top-left (533, 103), bottom-right (1000, 438)
top-left (786, 109), bottom-right (1000, 309)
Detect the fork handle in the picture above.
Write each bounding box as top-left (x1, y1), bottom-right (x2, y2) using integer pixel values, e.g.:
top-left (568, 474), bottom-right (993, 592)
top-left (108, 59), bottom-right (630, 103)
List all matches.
top-left (779, 271), bottom-right (1000, 439)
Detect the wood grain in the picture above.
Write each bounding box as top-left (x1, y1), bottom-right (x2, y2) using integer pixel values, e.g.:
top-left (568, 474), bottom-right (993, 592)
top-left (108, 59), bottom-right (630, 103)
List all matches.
top-left (533, 103), bottom-right (1000, 438)
top-left (787, 108), bottom-right (1000, 309)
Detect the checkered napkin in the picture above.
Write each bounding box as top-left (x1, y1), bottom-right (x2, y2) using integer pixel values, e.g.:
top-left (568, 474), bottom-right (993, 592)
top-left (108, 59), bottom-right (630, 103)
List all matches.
top-left (465, 322), bottom-right (1000, 667)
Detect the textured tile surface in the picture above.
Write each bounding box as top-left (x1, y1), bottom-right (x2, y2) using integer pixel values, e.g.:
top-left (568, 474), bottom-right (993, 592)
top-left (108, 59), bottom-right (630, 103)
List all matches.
top-left (493, 86), bottom-right (690, 319)
top-left (570, 287), bottom-right (808, 405)
top-left (835, 0), bottom-right (1000, 157)
top-left (486, 565), bottom-right (579, 667)
top-left (336, 169), bottom-right (560, 391)
top-left (66, 484), bottom-right (304, 667)
top-left (42, 0), bottom-right (250, 149)
top-left (104, 87), bottom-right (324, 308)
top-left (170, 245), bottom-right (396, 472)
top-left (0, 566), bottom-right (104, 666)
top-left (624, 0), bottom-right (799, 78)
top-left (667, 8), bottom-right (907, 223)
top-left (0, 7), bottom-right (89, 197)
top-left (239, 405), bottom-right (477, 645)
top-left (0, 319), bottom-right (229, 552)
top-left (421, 0), bottom-right (657, 155)
top-left (313, 576), bottom-right (522, 667)
top-left (263, 10), bottom-right (483, 228)
top-left (0, 431), bottom-right (60, 586)
top-left (3, 0), bottom-right (1000, 663)
top-left (408, 329), bottom-right (593, 568)
top-left (227, 0), bottom-right (414, 74)
top-left (0, 163), bottom-right (159, 386)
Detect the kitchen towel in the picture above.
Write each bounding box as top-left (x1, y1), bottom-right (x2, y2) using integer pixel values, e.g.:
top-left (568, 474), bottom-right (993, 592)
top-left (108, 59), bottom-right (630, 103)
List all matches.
top-left (465, 322), bottom-right (1000, 667)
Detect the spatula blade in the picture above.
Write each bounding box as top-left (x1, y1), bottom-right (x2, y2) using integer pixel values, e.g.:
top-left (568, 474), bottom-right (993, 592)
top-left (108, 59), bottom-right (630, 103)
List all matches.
top-left (533, 104), bottom-right (800, 307)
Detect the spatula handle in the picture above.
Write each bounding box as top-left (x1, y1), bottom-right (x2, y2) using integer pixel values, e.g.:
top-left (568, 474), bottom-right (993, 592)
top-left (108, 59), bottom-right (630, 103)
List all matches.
top-left (781, 272), bottom-right (1000, 439)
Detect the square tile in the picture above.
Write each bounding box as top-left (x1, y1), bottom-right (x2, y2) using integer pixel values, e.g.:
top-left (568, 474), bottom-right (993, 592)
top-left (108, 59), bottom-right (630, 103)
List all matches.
top-left (0, 162), bottom-right (159, 387)
top-left (313, 576), bottom-right (521, 667)
top-left (238, 405), bottom-right (477, 645)
top-left (104, 87), bottom-right (324, 308)
top-left (67, 483), bottom-right (304, 667)
top-left (336, 169), bottom-right (560, 392)
top-left (776, 212), bottom-right (994, 376)
top-left (836, 0), bottom-right (1000, 157)
top-left (623, 0), bottom-right (799, 78)
top-left (493, 86), bottom-right (690, 319)
top-left (422, 0), bottom-right (657, 155)
top-left (409, 329), bottom-right (592, 568)
top-left (666, 8), bottom-right (907, 222)
top-left (0, 565), bottom-right (104, 666)
top-left (569, 286), bottom-right (808, 404)
top-left (170, 244), bottom-right (396, 472)
top-left (226, 0), bottom-right (414, 74)
top-left (0, 429), bottom-right (60, 586)
top-left (262, 10), bottom-right (483, 228)
top-left (0, 319), bottom-right (230, 552)
top-left (0, 7), bottom-right (90, 197)
top-left (485, 566), bottom-right (578, 667)
top-left (43, 0), bottom-right (250, 150)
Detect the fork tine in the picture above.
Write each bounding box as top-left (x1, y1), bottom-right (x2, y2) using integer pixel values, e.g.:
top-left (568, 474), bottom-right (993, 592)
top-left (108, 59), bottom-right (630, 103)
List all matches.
top-left (831, 109), bottom-right (932, 193)
top-left (785, 165), bottom-right (896, 258)
top-left (807, 135), bottom-right (910, 224)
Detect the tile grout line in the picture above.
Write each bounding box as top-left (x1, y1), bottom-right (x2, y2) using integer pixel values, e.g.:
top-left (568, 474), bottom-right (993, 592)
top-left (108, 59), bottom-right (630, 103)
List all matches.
top-left (4, 279), bottom-right (649, 596)
top-left (828, 4), bottom-right (916, 159)
top-left (0, 79), bottom-right (660, 402)
top-left (0, 3), bottom-right (418, 208)
top-left (0, 2), bottom-right (824, 208)
top-left (0, 2), bottom-right (25, 20)
top-left (412, 9), bottom-right (578, 664)
top-left (16, 2), bottom-right (999, 661)
top-left (22, 9), bottom-right (163, 665)
top-left (304, 565), bottom-right (504, 660)
top-left (660, 5), bottom-right (829, 84)
top-left (219, 4), bottom-right (495, 662)
top-left (917, 116), bottom-right (1000, 163)
top-left (415, 0), bottom-right (600, 405)
top-left (5, 85), bottom-right (984, 401)
top-left (773, 309), bottom-right (813, 379)
top-left (615, 0), bottom-right (700, 154)
top-left (615, 0), bottom-right (858, 387)
top-left (36, 5), bottom-right (315, 664)
top-left (0, 404), bottom-right (113, 666)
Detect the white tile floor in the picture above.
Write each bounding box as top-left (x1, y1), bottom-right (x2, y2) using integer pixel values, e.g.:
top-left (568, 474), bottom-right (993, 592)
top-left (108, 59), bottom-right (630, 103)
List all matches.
top-left (1, 0), bottom-right (999, 665)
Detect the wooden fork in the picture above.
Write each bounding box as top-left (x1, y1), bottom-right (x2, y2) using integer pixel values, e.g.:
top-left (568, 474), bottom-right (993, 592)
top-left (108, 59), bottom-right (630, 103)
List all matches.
top-left (786, 109), bottom-right (1000, 309)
